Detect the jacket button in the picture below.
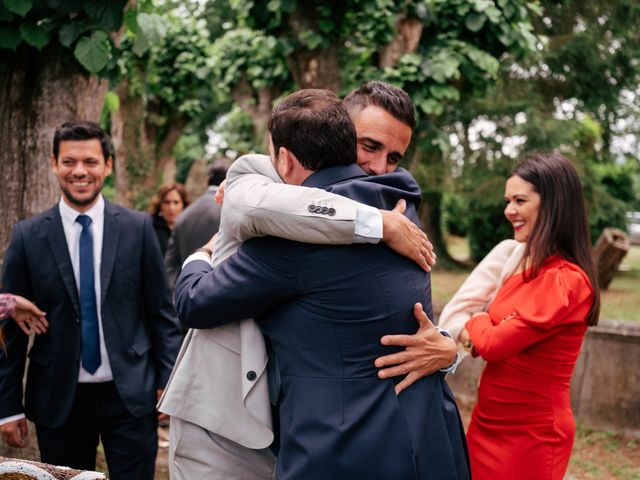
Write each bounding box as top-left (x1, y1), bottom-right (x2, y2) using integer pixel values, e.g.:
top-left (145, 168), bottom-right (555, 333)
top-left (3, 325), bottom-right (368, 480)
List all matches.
top-left (328, 208), bottom-right (336, 216)
top-left (308, 205), bottom-right (317, 213)
top-left (246, 371), bottom-right (257, 381)
top-left (320, 206), bottom-right (329, 214)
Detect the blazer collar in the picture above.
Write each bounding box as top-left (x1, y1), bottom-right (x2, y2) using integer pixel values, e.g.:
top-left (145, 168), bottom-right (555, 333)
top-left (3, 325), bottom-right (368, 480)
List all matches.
top-left (45, 205), bottom-right (80, 317)
top-left (100, 199), bottom-right (120, 305)
top-left (302, 164), bottom-right (368, 189)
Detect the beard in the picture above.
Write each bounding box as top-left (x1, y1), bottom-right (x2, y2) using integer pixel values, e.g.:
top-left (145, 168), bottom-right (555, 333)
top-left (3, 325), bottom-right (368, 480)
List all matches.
top-left (59, 182), bottom-right (103, 210)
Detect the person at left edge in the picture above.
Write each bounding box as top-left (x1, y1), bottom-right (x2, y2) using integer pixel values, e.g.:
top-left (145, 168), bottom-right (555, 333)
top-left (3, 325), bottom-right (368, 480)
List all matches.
top-left (0, 121), bottom-right (182, 480)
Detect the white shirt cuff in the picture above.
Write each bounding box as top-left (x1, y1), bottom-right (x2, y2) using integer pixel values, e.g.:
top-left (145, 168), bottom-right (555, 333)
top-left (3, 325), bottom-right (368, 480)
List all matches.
top-left (0, 413), bottom-right (25, 426)
top-left (437, 328), bottom-right (459, 375)
top-left (353, 204), bottom-right (382, 244)
top-left (182, 252), bottom-right (213, 269)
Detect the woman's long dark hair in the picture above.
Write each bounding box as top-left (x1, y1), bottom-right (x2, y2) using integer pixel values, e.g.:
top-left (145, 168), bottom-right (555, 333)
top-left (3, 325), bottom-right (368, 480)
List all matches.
top-left (511, 152), bottom-right (600, 326)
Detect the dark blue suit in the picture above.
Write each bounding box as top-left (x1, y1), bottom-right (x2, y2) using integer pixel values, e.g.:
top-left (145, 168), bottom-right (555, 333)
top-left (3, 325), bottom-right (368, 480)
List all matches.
top-left (0, 199), bottom-right (182, 478)
top-left (177, 165), bottom-right (470, 480)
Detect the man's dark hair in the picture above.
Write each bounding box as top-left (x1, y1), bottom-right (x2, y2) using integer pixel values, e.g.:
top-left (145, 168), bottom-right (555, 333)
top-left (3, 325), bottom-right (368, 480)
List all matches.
top-left (268, 89), bottom-right (356, 171)
top-left (53, 121), bottom-right (113, 161)
top-left (343, 81), bottom-right (416, 129)
top-left (208, 157), bottom-right (233, 186)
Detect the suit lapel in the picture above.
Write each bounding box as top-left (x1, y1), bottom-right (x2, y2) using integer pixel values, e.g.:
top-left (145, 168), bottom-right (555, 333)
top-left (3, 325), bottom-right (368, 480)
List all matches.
top-left (46, 206), bottom-right (80, 318)
top-left (101, 200), bottom-right (120, 306)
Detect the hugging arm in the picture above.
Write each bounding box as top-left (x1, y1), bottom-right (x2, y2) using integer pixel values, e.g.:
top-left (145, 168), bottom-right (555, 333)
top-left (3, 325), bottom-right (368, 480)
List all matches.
top-left (222, 155), bottom-right (434, 270)
top-left (176, 237), bottom-right (296, 329)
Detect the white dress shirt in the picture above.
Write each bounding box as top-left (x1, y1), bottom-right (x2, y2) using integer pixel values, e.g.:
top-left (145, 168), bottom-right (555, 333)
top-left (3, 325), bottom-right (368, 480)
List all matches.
top-left (58, 195), bottom-right (114, 382)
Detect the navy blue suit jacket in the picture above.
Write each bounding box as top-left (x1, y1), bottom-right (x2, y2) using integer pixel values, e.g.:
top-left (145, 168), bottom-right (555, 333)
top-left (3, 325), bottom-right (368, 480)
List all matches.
top-left (176, 165), bottom-right (469, 480)
top-left (0, 199), bottom-right (183, 428)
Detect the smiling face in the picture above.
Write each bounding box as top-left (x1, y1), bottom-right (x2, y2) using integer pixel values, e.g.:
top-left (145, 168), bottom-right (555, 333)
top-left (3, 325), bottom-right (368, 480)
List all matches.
top-left (504, 174), bottom-right (541, 243)
top-left (160, 188), bottom-right (185, 228)
top-left (351, 105), bottom-right (412, 175)
top-left (51, 139), bottom-right (112, 212)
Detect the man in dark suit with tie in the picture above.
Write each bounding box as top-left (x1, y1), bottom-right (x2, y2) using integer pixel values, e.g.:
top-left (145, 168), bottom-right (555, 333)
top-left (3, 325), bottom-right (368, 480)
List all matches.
top-left (0, 121), bottom-right (183, 479)
top-left (175, 90), bottom-right (469, 479)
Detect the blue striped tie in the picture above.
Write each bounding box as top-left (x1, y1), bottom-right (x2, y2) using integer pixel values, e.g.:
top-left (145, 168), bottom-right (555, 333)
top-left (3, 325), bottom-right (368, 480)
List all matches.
top-left (76, 215), bottom-right (101, 374)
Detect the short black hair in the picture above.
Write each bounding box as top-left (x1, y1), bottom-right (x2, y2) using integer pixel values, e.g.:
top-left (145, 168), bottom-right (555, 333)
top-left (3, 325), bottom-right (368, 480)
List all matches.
top-left (343, 81), bottom-right (416, 129)
top-left (208, 157), bottom-right (233, 186)
top-left (53, 121), bottom-right (113, 161)
top-left (268, 89), bottom-right (356, 171)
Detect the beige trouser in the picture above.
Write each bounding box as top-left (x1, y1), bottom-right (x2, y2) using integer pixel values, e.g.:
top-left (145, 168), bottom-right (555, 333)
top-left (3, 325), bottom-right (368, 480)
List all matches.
top-left (169, 416), bottom-right (276, 480)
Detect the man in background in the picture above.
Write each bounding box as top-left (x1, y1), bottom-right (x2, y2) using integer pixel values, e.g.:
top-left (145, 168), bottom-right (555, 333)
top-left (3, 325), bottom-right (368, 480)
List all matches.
top-left (164, 157), bottom-right (233, 292)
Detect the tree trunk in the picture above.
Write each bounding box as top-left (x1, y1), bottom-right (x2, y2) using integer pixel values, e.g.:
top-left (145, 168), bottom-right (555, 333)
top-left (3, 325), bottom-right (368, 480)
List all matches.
top-left (286, 10), bottom-right (341, 92)
top-left (112, 81), bottom-right (188, 210)
top-left (0, 46), bottom-right (107, 269)
top-left (379, 16), bottom-right (422, 68)
top-left (593, 227), bottom-right (630, 289)
top-left (408, 144), bottom-right (461, 268)
top-left (232, 77), bottom-right (281, 150)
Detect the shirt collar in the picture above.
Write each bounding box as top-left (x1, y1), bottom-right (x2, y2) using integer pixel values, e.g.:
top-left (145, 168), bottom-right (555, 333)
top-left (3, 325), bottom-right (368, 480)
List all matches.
top-left (58, 195), bottom-right (105, 225)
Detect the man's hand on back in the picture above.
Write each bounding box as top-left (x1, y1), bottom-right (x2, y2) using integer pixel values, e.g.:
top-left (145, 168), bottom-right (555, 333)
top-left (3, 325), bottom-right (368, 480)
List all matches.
top-left (375, 303), bottom-right (457, 395)
top-left (380, 200), bottom-right (435, 272)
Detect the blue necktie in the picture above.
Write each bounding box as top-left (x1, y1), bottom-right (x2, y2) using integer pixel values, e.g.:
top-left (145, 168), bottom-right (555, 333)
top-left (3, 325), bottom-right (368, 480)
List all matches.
top-left (76, 215), bottom-right (101, 374)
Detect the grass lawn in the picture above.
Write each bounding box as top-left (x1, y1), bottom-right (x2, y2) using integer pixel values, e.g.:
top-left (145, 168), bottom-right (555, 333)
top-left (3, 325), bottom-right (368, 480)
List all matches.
top-left (601, 245), bottom-right (640, 322)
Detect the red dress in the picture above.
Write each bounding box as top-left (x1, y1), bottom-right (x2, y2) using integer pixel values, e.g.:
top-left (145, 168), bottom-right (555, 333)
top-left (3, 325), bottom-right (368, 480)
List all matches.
top-left (466, 256), bottom-right (594, 480)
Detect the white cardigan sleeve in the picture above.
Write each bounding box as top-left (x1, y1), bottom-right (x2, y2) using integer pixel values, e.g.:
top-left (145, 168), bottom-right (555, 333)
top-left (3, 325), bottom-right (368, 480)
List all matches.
top-left (438, 240), bottom-right (525, 344)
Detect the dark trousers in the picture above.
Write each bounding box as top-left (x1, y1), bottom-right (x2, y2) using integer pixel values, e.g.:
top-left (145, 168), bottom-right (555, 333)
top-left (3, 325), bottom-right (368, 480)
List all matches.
top-left (35, 381), bottom-right (158, 480)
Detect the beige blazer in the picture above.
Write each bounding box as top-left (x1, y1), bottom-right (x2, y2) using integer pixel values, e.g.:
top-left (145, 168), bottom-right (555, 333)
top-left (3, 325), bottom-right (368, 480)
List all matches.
top-left (158, 154), bottom-right (363, 449)
top-left (438, 239), bottom-right (525, 359)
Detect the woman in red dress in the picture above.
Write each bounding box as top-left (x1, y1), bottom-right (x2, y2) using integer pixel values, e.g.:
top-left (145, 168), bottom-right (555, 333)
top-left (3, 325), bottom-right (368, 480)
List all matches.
top-left (459, 152), bottom-right (601, 480)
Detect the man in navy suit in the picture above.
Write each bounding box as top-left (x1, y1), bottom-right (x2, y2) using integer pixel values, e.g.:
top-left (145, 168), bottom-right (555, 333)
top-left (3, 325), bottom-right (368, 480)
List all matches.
top-left (175, 90), bottom-right (469, 479)
top-left (0, 121), bottom-right (183, 479)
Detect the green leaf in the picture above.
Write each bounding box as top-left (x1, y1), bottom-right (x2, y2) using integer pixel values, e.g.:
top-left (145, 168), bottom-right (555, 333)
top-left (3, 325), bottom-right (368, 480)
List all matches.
top-left (124, 9), bottom-right (137, 34)
top-left (104, 90), bottom-right (120, 113)
top-left (74, 30), bottom-right (111, 73)
top-left (47, 0), bottom-right (82, 13)
top-left (299, 30), bottom-right (322, 50)
top-left (465, 13), bottom-right (487, 32)
top-left (4, 0), bottom-right (32, 17)
top-left (82, 0), bottom-right (127, 31)
top-left (466, 48), bottom-right (499, 75)
top-left (472, 0), bottom-right (494, 12)
top-left (19, 22), bottom-right (50, 49)
top-left (58, 20), bottom-right (90, 47)
top-left (132, 30), bottom-right (149, 57)
top-left (418, 98), bottom-right (444, 116)
top-left (429, 85), bottom-right (460, 101)
top-left (266, 0), bottom-right (281, 12)
top-left (485, 6), bottom-right (502, 23)
top-left (0, 26), bottom-right (21, 49)
top-left (136, 12), bottom-right (168, 45)
top-left (0, 5), bottom-right (14, 22)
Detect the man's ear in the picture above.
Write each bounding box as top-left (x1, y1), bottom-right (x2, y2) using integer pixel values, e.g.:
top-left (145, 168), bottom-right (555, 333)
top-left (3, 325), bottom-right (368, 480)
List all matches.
top-left (278, 147), bottom-right (295, 177)
top-left (105, 156), bottom-right (114, 176)
top-left (50, 154), bottom-right (58, 172)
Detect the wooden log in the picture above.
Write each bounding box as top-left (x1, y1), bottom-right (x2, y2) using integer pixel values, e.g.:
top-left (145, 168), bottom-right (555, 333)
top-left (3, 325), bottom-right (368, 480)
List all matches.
top-left (593, 227), bottom-right (630, 289)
